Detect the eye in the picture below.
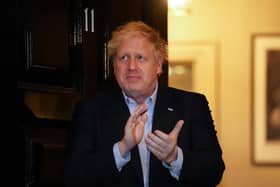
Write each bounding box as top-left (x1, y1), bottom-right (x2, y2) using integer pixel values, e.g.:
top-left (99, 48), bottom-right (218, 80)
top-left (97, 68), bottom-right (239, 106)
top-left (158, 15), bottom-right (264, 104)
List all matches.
top-left (119, 55), bottom-right (129, 63)
top-left (136, 54), bottom-right (145, 62)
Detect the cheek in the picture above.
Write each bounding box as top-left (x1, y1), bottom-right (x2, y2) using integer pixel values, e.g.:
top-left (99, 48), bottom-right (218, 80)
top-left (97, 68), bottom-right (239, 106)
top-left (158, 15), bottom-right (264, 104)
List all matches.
top-left (114, 65), bottom-right (127, 84)
top-left (113, 63), bottom-right (122, 76)
top-left (144, 64), bottom-right (162, 77)
top-left (144, 67), bottom-right (160, 80)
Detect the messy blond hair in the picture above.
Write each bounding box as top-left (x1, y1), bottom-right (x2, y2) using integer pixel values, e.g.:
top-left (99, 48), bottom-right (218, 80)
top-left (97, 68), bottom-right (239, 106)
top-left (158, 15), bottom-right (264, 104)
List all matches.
top-left (108, 21), bottom-right (167, 63)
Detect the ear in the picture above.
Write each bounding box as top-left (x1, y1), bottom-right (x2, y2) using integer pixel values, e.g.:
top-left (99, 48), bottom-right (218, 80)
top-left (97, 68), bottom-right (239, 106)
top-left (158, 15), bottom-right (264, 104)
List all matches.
top-left (156, 59), bottom-right (163, 75)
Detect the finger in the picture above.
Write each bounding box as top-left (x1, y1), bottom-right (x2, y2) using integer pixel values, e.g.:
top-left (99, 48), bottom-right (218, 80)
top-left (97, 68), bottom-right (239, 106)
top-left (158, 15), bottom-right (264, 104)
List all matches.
top-left (136, 116), bottom-right (146, 129)
top-left (128, 104), bottom-right (148, 125)
top-left (146, 133), bottom-right (165, 152)
top-left (169, 120), bottom-right (184, 137)
top-left (126, 114), bottom-right (135, 128)
top-left (137, 103), bottom-right (148, 115)
top-left (139, 112), bottom-right (148, 124)
top-left (146, 143), bottom-right (163, 160)
top-left (146, 138), bottom-right (164, 156)
top-left (153, 130), bottom-right (169, 140)
top-left (133, 104), bottom-right (148, 119)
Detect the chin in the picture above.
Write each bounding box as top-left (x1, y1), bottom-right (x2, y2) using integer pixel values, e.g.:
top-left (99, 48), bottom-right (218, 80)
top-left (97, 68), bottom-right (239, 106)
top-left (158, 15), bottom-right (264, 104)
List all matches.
top-left (125, 87), bottom-right (143, 96)
top-left (127, 87), bottom-right (141, 93)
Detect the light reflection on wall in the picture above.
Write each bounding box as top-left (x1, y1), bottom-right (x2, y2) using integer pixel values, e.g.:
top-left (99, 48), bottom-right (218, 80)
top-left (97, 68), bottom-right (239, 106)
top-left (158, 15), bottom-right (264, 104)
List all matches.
top-left (168, 62), bottom-right (193, 91)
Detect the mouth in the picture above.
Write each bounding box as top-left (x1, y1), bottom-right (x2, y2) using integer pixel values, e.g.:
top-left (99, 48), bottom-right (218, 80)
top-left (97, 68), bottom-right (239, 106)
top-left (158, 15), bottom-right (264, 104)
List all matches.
top-left (126, 74), bottom-right (141, 81)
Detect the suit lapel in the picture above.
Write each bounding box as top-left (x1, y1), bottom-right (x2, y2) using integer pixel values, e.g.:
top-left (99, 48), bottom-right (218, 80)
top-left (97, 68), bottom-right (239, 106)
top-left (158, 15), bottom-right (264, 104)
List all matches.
top-left (152, 87), bottom-right (177, 133)
top-left (150, 87), bottom-right (180, 182)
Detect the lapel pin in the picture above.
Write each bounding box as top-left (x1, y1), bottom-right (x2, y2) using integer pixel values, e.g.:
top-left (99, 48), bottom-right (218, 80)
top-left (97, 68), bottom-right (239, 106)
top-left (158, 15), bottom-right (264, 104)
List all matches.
top-left (167, 107), bottom-right (174, 111)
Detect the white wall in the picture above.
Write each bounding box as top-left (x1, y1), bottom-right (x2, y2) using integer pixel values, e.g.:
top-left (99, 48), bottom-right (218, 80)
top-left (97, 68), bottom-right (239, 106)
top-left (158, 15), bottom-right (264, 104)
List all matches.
top-left (168, 0), bottom-right (280, 186)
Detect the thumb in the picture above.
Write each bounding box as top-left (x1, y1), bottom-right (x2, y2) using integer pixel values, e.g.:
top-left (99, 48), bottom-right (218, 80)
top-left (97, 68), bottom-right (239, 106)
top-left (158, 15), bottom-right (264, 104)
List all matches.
top-left (169, 120), bottom-right (184, 137)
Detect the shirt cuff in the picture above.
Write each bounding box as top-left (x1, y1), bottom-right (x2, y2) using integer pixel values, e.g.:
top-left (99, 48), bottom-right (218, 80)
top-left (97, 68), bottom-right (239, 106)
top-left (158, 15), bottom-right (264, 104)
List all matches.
top-left (162, 146), bottom-right (183, 180)
top-left (113, 142), bottom-right (131, 171)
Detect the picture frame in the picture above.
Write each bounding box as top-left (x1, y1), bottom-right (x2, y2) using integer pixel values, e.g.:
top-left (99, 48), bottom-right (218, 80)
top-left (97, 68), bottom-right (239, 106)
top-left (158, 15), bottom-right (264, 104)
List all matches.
top-left (252, 34), bottom-right (280, 165)
top-left (168, 40), bottom-right (219, 123)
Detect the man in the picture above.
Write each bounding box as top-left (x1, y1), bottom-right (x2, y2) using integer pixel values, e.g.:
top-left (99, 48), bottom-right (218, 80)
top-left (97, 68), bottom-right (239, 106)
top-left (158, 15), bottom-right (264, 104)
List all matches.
top-left (64, 21), bottom-right (225, 187)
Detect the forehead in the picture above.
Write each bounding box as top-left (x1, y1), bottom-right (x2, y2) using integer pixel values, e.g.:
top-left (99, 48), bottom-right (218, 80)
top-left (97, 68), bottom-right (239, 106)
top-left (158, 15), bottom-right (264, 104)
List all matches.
top-left (117, 36), bottom-right (154, 53)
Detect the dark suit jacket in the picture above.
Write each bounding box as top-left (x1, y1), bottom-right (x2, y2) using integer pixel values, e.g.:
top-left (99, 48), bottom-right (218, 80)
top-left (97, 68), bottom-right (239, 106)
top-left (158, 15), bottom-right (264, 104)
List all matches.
top-left (64, 86), bottom-right (225, 187)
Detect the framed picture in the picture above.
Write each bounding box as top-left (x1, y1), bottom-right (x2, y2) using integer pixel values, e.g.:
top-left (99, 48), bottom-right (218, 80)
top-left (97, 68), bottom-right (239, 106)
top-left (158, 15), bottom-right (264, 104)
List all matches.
top-left (168, 41), bottom-right (219, 122)
top-left (252, 34), bottom-right (280, 165)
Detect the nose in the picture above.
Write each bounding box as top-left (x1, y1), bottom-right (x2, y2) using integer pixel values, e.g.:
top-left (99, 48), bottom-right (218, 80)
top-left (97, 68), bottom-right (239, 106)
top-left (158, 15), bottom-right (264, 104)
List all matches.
top-left (128, 58), bottom-right (137, 70)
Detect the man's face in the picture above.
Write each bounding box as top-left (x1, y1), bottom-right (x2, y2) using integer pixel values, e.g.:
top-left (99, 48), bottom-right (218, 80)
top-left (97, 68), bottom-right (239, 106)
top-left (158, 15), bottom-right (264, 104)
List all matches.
top-left (113, 36), bottom-right (162, 101)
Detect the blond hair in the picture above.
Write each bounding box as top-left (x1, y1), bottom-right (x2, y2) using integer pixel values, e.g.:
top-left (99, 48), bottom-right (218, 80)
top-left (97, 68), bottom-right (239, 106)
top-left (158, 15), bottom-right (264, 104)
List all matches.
top-left (108, 21), bottom-right (167, 63)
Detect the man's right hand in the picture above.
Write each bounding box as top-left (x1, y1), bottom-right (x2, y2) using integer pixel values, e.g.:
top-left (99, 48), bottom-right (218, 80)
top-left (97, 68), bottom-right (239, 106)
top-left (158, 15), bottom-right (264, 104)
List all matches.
top-left (118, 104), bottom-right (148, 157)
